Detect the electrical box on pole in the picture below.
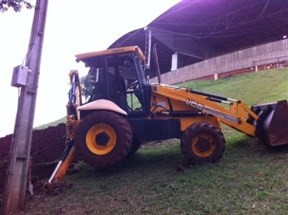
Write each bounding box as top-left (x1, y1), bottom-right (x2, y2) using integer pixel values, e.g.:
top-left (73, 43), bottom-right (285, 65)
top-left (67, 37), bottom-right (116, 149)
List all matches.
top-left (11, 65), bottom-right (29, 87)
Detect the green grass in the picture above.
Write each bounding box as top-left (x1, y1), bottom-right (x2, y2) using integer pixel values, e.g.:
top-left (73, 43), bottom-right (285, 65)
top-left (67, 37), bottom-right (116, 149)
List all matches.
top-left (18, 69), bottom-right (288, 215)
top-left (181, 69), bottom-right (288, 105)
top-left (34, 117), bottom-right (65, 130)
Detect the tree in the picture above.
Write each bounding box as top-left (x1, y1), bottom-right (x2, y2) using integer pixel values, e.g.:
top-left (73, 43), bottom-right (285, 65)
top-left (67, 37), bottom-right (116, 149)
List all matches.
top-left (0, 0), bottom-right (32, 12)
top-left (80, 74), bottom-right (95, 100)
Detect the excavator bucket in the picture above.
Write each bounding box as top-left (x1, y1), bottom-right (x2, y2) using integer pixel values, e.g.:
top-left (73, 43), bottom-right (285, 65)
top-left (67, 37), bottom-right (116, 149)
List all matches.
top-left (252, 100), bottom-right (288, 146)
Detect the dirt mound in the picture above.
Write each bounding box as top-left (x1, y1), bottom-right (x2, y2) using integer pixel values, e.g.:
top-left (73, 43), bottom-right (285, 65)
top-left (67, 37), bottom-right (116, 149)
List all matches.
top-left (0, 123), bottom-right (66, 194)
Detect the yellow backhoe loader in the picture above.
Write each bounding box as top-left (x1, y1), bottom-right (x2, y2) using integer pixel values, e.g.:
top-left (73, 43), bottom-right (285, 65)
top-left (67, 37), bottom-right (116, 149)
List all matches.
top-left (47, 46), bottom-right (288, 184)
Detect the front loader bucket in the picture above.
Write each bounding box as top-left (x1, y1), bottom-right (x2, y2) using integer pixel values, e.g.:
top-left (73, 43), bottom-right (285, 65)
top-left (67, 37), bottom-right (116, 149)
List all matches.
top-left (252, 100), bottom-right (288, 146)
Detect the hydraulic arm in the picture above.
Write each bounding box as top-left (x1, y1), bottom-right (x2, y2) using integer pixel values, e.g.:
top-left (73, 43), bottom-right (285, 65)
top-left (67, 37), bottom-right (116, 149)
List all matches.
top-left (152, 84), bottom-right (288, 144)
top-left (46, 71), bottom-right (81, 185)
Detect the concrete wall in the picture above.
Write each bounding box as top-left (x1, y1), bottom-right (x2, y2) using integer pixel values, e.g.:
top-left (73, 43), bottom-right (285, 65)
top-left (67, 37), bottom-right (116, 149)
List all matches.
top-left (151, 39), bottom-right (288, 84)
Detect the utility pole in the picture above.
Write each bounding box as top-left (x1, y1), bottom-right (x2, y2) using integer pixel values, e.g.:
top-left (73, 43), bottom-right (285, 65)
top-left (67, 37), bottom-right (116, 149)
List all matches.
top-left (2, 0), bottom-right (49, 214)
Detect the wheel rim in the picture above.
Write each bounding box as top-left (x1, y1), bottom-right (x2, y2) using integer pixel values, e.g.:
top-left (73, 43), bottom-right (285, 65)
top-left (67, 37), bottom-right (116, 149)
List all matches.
top-left (86, 123), bottom-right (117, 155)
top-left (191, 133), bottom-right (216, 158)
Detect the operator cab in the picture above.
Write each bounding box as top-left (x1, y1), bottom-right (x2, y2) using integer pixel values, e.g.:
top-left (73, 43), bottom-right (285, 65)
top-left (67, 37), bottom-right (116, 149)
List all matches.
top-left (76, 46), bottom-right (151, 116)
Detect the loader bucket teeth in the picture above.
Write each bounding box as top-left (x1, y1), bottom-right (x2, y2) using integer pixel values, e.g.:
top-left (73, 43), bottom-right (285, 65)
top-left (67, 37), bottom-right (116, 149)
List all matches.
top-left (254, 100), bottom-right (288, 146)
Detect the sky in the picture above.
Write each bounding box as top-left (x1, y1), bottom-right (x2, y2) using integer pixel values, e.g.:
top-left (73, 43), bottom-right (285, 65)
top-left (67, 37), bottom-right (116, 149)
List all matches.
top-left (0, 0), bottom-right (180, 137)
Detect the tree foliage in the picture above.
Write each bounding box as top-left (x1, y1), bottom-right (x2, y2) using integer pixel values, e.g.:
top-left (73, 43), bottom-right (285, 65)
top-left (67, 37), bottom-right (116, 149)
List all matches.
top-left (80, 74), bottom-right (94, 100)
top-left (0, 0), bottom-right (33, 12)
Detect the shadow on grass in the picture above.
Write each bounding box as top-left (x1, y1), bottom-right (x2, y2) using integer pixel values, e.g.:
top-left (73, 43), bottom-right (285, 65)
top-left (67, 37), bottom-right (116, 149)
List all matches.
top-left (48, 136), bottom-right (288, 186)
top-left (63, 140), bottom-right (189, 180)
top-left (226, 135), bottom-right (288, 154)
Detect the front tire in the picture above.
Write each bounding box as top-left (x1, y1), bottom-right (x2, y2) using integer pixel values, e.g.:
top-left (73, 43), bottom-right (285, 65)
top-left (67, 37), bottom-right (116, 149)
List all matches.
top-left (181, 122), bottom-right (225, 164)
top-left (74, 111), bottom-right (132, 168)
top-left (127, 134), bottom-right (142, 157)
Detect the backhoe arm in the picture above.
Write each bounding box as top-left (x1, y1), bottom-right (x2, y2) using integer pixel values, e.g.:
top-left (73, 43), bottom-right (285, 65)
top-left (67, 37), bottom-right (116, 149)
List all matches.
top-left (152, 84), bottom-right (259, 136)
top-left (46, 70), bottom-right (81, 185)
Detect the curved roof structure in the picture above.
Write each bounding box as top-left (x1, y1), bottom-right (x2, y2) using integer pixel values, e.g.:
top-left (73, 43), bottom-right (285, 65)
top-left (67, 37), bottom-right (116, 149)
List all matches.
top-left (109, 0), bottom-right (288, 76)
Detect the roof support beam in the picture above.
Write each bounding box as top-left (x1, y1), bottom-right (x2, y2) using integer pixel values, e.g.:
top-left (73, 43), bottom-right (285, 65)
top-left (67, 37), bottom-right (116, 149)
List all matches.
top-left (150, 27), bottom-right (216, 60)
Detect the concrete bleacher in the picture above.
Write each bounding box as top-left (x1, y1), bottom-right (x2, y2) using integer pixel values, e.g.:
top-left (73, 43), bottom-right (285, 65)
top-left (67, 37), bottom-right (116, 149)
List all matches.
top-left (150, 38), bottom-right (288, 84)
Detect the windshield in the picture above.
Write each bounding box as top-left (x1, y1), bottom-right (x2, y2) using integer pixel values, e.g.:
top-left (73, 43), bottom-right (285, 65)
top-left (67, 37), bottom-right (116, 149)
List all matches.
top-left (80, 52), bottom-right (143, 104)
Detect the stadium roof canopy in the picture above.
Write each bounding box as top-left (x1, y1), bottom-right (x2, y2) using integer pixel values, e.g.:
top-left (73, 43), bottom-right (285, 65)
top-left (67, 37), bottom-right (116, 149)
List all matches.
top-left (109, 0), bottom-right (288, 75)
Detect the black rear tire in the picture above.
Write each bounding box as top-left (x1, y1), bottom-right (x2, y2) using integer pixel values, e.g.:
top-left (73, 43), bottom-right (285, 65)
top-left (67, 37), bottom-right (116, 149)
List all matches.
top-left (74, 111), bottom-right (132, 168)
top-left (181, 122), bottom-right (225, 164)
top-left (127, 134), bottom-right (142, 157)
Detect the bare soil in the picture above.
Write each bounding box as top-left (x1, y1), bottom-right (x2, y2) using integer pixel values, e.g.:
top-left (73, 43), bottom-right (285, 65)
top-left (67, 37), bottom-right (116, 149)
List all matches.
top-left (0, 123), bottom-right (66, 195)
